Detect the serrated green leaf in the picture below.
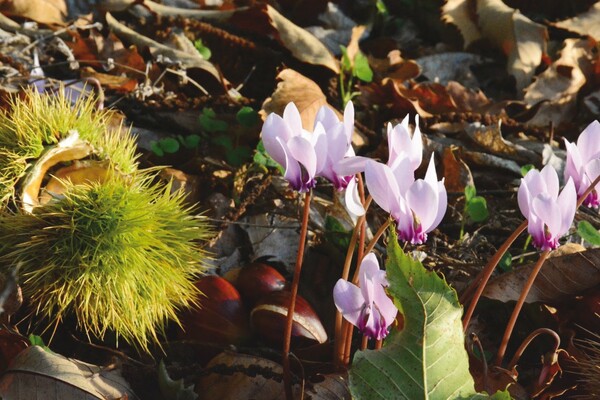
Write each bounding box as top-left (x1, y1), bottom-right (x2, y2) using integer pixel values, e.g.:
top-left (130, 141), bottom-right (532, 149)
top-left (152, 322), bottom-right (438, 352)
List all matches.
top-left (577, 220), bottom-right (600, 245)
top-left (353, 52), bottom-right (373, 83)
top-left (159, 138), bottom-right (180, 154)
top-left (466, 196), bottom-right (489, 222)
top-left (464, 185), bottom-right (476, 202)
top-left (236, 106), bottom-right (259, 127)
top-left (349, 230), bottom-right (476, 399)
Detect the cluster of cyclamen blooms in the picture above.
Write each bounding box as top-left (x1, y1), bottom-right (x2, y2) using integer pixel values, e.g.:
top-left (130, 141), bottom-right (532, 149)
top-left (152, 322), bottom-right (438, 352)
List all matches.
top-left (261, 101), bottom-right (447, 340)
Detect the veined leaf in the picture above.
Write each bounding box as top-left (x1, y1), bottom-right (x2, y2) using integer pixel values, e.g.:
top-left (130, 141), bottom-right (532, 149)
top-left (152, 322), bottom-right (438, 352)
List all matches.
top-left (350, 231), bottom-right (508, 399)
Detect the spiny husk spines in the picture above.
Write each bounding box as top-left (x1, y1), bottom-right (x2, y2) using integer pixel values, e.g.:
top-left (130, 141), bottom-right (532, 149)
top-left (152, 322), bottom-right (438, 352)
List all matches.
top-left (0, 171), bottom-right (212, 350)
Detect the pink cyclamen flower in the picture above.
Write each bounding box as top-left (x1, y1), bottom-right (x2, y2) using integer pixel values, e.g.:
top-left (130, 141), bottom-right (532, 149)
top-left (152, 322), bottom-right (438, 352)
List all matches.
top-left (564, 120), bottom-right (600, 207)
top-left (365, 155), bottom-right (447, 244)
top-left (387, 115), bottom-right (423, 170)
top-left (262, 102), bottom-right (327, 192)
top-left (333, 253), bottom-right (397, 340)
top-left (518, 165), bottom-right (576, 251)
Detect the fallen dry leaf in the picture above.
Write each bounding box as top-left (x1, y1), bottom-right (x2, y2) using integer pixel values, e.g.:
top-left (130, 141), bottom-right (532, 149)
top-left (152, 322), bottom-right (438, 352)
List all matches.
top-left (368, 50), bottom-right (421, 82)
top-left (446, 81), bottom-right (491, 112)
top-left (261, 68), bottom-right (328, 131)
top-left (553, 2), bottom-right (600, 41)
top-left (442, 146), bottom-right (474, 193)
top-left (231, 4), bottom-right (339, 73)
top-left (0, 0), bottom-right (66, 25)
top-left (465, 121), bottom-right (537, 164)
top-left (416, 52), bottom-right (486, 88)
top-left (0, 345), bottom-right (138, 399)
top-left (482, 245), bottom-right (600, 304)
top-left (524, 38), bottom-right (596, 127)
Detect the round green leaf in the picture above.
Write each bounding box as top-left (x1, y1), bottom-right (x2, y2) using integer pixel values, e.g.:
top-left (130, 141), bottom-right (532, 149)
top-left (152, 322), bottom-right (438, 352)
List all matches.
top-left (466, 197), bottom-right (489, 222)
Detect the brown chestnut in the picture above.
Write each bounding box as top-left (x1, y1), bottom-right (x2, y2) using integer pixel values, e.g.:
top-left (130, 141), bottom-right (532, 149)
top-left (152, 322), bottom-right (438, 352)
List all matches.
top-left (250, 290), bottom-right (327, 347)
top-left (178, 276), bottom-right (250, 345)
top-left (235, 262), bottom-right (287, 306)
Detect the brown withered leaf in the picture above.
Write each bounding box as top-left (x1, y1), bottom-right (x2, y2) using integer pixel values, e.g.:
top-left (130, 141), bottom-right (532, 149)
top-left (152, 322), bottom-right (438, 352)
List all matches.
top-left (482, 245), bottom-right (600, 304)
top-left (524, 38), bottom-right (596, 127)
top-left (442, 0), bottom-right (481, 48)
top-left (553, 2), bottom-right (600, 41)
top-left (0, 0), bottom-right (66, 25)
top-left (446, 81), bottom-right (491, 112)
top-left (390, 80), bottom-right (457, 116)
top-left (230, 4), bottom-right (339, 73)
top-left (0, 345), bottom-right (138, 399)
top-left (416, 52), bottom-right (486, 88)
top-left (195, 351), bottom-right (349, 399)
top-left (465, 121), bottom-right (537, 164)
top-left (80, 67), bottom-right (138, 92)
top-left (261, 68), bottom-right (328, 130)
top-left (368, 50), bottom-right (421, 82)
top-left (442, 146), bottom-right (474, 193)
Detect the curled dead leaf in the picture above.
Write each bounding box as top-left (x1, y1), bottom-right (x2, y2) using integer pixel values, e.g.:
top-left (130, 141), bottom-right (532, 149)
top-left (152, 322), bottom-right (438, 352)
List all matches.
top-left (553, 3), bottom-right (600, 41)
top-left (0, 0), bottom-right (66, 26)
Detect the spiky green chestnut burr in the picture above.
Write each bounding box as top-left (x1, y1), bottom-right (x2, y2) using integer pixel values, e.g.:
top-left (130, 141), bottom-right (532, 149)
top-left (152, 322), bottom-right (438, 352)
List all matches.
top-left (0, 171), bottom-right (211, 350)
top-left (0, 88), bottom-right (137, 206)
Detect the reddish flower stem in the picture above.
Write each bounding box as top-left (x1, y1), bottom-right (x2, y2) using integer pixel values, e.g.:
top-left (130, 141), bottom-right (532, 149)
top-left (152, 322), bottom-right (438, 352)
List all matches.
top-left (282, 190), bottom-right (312, 400)
top-left (360, 335), bottom-right (368, 350)
top-left (506, 328), bottom-right (560, 371)
top-left (494, 250), bottom-right (550, 367)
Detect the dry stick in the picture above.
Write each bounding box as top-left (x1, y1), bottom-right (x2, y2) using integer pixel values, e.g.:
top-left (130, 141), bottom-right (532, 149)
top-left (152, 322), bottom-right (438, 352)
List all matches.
top-left (494, 250), bottom-right (550, 367)
top-left (282, 191), bottom-right (312, 400)
top-left (462, 220), bottom-right (527, 331)
top-left (506, 328), bottom-right (560, 371)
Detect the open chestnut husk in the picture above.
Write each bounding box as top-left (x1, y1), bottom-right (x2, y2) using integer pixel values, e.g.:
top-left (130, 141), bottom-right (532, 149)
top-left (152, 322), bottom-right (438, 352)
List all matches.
top-left (250, 290), bottom-right (327, 347)
top-left (178, 276), bottom-right (250, 345)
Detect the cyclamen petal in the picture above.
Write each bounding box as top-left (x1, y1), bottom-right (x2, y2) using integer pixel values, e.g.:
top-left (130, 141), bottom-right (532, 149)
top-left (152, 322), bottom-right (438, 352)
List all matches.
top-left (565, 120), bottom-right (600, 207)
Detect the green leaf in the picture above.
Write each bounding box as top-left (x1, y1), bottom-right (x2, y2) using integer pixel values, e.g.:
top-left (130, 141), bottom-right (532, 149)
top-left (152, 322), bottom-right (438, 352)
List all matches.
top-left (159, 138), bottom-right (180, 154)
top-left (181, 134), bottom-right (201, 149)
top-left (193, 39), bottom-right (211, 60)
top-left (466, 196), bottom-right (489, 222)
top-left (236, 106), bottom-right (259, 127)
top-left (520, 164), bottom-right (535, 177)
top-left (150, 141), bottom-right (164, 157)
top-left (212, 135), bottom-right (233, 150)
top-left (199, 108), bottom-right (228, 132)
top-left (226, 146), bottom-right (252, 167)
top-left (340, 45), bottom-right (352, 72)
top-left (158, 360), bottom-right (198, 400)
top-left (464, 185), bottom-right (476, 202)
top-left (349, 230), bottom-right (476, 399)
top-left (577, 220), bottom-right (600, 245)
top-left (325, 216), bottom-right (351, 249)
top-left (353, 51), bottom-right (373, 83)
top-left (498, 251), bottom-right (513, 273)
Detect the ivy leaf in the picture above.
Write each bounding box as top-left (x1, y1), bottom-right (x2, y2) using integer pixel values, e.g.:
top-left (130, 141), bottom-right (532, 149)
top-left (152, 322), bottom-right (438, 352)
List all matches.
top-left (181, 134), bottom-right (201, 149)
top-left (199, 108), bottom-right (228, 132)
top-left (150, 141), bottom-right (164, 157)
top-left (464, 185), bottom-right (476, 202)
top-left (577, 221), bottom-right (600, 245)
top-left (350, 230), bottom-right (510, 399)
top-left (159, 138), bottom-right (180, 154)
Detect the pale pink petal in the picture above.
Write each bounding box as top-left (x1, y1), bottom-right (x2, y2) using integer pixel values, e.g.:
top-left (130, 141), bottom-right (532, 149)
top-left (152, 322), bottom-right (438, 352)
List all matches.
top-left (334, 156), bottom-right (369, 176)
top-left (287, 136), bottom-right (317, 179)
top-left (410, 115), bottom-right (423, 169)
top-left (406, 180), bottom-right (438, 231)
top-left (262, 113), bottom-right (292, 167)
top-left (327, 124), bottom-right (348, 164)
top-left (387, 122), bottom-right (412, 167)
top-left (312, 123), bottom-right (328, 175)
top-left (365, 160), bottom-right (401, 215)
top-left (539, 164), bottom-right (559, 199)
top-left (277, 137), bottom-right (302, 190)
top-left (557, 178), bottom-right (576, 234)
top-left (532, 193), bottom-right (563, 236)
top-left (343, 101), bottom-right (355, 143)
top-left (564, 139), bottom-right (583, 190)
top-left (333, 279), bottom-right (365, 327)
top-left (283, 102), bottom-right (303, 134)
top-left (358, 253), bottom-right (381, 293)
top-left (577, 120), bottom-right (600, 163)
top-left (314, 105), bottom-right (339, 131)
top-left (345, 178), bottom-right (366, 217)
top-left (431, 179), bottom-right (447, 231)
top-left (372, 285), bottom-right (397, 328)
top-left (390, 157), bottom-right (414, 195)
top-left (518, 177), bottom-right (533, 219)
top-left (584, 159), bottom-right (600, 190)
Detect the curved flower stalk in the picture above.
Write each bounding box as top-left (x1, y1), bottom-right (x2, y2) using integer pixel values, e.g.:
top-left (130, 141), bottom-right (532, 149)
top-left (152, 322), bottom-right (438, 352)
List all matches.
top-left (518, 165), bottom-right (576, 251)
top-left (365, 155), bottom-right (447, 244)
top-left (333, 253), bottom-right (398, 340)
top-left (564, 120), bottom-right (600, 208)
top-left (262, 102), bottom-right (327, 193)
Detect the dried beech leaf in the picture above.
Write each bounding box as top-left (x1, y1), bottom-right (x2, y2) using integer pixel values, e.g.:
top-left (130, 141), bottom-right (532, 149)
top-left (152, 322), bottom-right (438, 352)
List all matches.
top-left (476, 0), bottom-right (547, 92)
top-left (442, 146), bottom-right (474, 193)
top-left (416, 52), bottom-right (486, 88)
top-left (368, 50), bottom-right (421, 82)
top-left (482, 245), bottom-right (600, 304)
top-left (465, 121), bottom-right (537, 163)
top-left (442, 0), bottom-right (482, 48)
top-left (261, 68), bottom-right (328, 130)
top-left (524, 38), bottom-right (596, 127)
top-left (446, 81), bottom-right (491, 112)
top-left (388, 80), bottom-right (457, 116)
top-left (0, 346), bottom-right (138, 399)
top-left (0, 0), bottom-right (66, 25)
top-left (105, 13), bottom-right (223, 84)
top-left (232, 4), bottom-right (339, 73)
top-left (196, 352), bottom-right (349, 400)
top-left (553, 3), bottom-right (600, 41)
